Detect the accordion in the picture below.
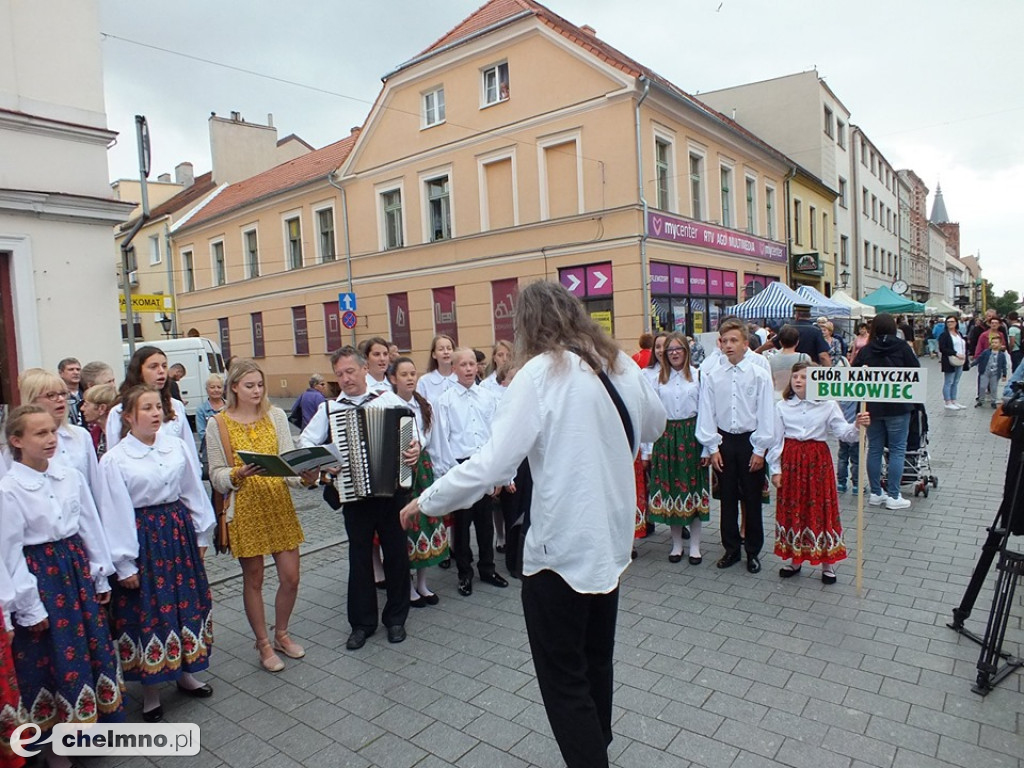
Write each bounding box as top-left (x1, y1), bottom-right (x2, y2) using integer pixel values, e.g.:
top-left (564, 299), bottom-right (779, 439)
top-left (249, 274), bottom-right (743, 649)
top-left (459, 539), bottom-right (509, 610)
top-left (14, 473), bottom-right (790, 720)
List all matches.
top-left (326, 405), bottom-right (415, 503)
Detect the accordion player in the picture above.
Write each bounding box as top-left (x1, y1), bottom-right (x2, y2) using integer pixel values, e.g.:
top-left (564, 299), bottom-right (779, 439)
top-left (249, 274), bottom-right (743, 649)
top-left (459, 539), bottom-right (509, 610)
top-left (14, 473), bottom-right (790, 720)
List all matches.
top-left (323, 404), bottom-right (415, 505)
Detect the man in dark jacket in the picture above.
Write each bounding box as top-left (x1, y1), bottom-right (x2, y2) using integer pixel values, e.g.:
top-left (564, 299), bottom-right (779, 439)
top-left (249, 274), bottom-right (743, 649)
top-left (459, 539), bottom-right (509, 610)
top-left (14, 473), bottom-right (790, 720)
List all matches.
top-left (851, 313), bottom-right (920, 510)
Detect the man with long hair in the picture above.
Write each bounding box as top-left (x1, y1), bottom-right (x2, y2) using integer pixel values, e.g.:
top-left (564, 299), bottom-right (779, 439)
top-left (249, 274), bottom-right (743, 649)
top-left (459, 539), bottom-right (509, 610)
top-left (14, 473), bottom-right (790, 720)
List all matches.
top-left (400, 280), bottom-right (666, 768)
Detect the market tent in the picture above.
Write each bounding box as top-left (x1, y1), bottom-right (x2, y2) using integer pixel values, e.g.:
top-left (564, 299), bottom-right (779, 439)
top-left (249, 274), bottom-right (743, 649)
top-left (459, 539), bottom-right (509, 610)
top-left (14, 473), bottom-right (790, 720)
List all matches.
top-left (930, 299), bottom-right (961, 316)
top-left (725, 280), bottom-right (806, 319)
top-left (795, 285), bottom-right (850, 317)
top-left (829, 290), bottom-right (873, 319)
top-left (860, 286), bottom-right (927, 314)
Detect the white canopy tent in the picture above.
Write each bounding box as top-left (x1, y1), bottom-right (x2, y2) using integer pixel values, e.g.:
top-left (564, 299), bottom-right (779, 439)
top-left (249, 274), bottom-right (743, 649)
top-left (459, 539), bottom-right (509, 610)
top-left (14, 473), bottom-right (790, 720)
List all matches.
top-left (829, 290), bottom-right (873, 320)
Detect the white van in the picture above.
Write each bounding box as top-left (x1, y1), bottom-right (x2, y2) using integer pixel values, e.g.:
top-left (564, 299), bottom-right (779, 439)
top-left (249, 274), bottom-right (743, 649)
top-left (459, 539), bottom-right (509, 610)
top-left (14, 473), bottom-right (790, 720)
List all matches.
top-left (122, 337), bottom-right (226, 419)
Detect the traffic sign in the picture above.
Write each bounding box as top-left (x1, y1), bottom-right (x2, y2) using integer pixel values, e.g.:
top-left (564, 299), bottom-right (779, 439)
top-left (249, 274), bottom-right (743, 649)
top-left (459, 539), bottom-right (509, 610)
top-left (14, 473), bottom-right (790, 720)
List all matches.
top-left (118, 294), bottom-right (174, 313)
top-left (339, 292), bottom-right (357, 312)
top-left (341, 310), bottom-right (358, 330)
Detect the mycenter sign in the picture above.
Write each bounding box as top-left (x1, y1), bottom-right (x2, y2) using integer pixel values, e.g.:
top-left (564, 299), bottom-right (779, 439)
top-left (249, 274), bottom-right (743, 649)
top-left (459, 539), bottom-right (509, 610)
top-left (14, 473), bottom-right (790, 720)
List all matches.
top-left (808, 366), bottom-right (927, 403)
top-left (118, 294), bottom-right (175, 313)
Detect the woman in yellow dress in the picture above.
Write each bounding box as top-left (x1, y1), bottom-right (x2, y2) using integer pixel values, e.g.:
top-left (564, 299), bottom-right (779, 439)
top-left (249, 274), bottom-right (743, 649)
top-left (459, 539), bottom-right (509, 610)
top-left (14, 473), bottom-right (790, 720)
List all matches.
top-left (206, 360), bottom-right (317, 673)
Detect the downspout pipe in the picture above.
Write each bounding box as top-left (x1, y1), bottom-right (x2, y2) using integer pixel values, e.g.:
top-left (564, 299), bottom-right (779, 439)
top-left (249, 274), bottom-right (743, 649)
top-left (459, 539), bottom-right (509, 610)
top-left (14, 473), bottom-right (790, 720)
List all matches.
top-left (635, 76), bottom-right (652, 333)
top-left (783, 164), bottom-right (797, 289)
top-left (120, 214), bottom-right (147, 358)
top-left (327, 171), bottom-right (356, 345)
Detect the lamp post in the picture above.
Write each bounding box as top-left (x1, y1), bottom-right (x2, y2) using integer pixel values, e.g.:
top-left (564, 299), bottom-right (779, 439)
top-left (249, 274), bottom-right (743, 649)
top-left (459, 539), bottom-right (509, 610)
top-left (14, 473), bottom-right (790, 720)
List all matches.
top-left (838, 269), bottom-right (850, 290)
top-left (158, 313), bottom-right (174, 339)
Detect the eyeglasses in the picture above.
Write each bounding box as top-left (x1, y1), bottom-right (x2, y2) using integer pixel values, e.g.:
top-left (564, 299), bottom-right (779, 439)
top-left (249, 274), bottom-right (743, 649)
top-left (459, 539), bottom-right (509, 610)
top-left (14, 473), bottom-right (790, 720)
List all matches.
top-left (39, 391), bottom-right (69, 402)
top-left (665, 347), bottom-right (687, 353)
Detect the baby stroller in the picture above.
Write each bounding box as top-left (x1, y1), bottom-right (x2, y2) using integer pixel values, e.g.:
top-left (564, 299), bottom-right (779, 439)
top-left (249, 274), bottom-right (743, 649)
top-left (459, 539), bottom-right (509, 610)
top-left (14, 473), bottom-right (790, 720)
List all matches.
top-left (882, 404), bottom-right (938, 497)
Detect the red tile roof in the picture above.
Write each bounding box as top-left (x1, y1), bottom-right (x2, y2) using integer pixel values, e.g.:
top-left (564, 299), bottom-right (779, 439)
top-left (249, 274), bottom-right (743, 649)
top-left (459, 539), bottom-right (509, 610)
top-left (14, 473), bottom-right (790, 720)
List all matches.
top-left (179, 133), bottom-right (358, 231)
top-left (121, 171), bottom-right (218, 229)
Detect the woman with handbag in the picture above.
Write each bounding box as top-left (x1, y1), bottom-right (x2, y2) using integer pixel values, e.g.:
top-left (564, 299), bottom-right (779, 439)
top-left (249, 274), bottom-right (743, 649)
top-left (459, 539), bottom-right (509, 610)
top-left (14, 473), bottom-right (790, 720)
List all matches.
top-left (938, 315), bottom-right (969, 410)
top-left (205, 360), bottom-right (317, 673)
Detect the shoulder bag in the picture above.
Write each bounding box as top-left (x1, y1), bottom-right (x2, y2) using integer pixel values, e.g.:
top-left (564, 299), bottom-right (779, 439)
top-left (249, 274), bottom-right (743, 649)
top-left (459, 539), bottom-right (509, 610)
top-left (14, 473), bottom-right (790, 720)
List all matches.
top-left (212, 413), bottom-right (234, 554)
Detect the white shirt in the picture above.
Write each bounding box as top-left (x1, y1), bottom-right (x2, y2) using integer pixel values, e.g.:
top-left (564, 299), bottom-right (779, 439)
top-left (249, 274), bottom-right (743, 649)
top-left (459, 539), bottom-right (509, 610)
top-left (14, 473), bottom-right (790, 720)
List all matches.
top-left (641, 366), bottom-right (700, 460)
top-left (298, 389), bottom-right (412, 449)
top-left (951, 334), bottom-right (966, 356)
top-left (432, 383), bottom-right (498, 476)
top-left (702, 346), bottom-right (772, 376)
top-left (418, 351), bottom-right (667, 594)
top-left (415, 369), bottom-right (457, 406)
top-left (1, 423), bottom-right (109, 512)
top-left (766, 398), bottom-right (860, 476)
top-left (366, 374), bottom-right (391, 394)
top-left (106, 398), bottom-right (199, 463)
top-left (99, 432), bottom-right (215, 580)
top-left (0, 461), bottom-right (115, 626)
top-left (398, 393), bottom-right (433, 452)
top-left (695, 354), bottom-right (775, 457)
top-left (479, 372), bottom-right (505, 399)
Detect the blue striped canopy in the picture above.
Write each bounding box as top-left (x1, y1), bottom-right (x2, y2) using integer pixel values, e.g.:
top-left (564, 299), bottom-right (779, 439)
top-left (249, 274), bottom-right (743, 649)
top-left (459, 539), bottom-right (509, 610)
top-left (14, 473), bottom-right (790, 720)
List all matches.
top-left (796, 285), bottom-right (851, 317)
top-left (724, 281), bottom-right (806, 320)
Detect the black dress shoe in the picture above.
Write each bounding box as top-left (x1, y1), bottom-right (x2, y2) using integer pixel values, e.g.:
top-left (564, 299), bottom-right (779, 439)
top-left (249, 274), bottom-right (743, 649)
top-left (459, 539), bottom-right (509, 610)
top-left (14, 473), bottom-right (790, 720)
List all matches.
top-left (480, 572), bottom-right (509, 588)
top-left (387, 625), bottom-right (407, 644)
top-left (176, 681), bottom-right (214, 698)
top-left (346, 628), bottom-right (371, 650)
top-left (821, 570), bottom-right (837, 585)
top-left (668, 553), bottom-right (683, 563)
top-left (779, 565), bottom-right (802, 578)
top-left (420, 592), bottom-right (440, 605)
top-left (688, 555), bottom-right (702, 565)
top-left (746, 555), bottom-right (762, 574)
top-left (142, 705), bottom-right (163, 723)
top-left (458, 578), bottom-right (473, 596)
top-left (409, 596), bottom-right (427, 608)
top-left (716, 551), bottom-right (741, 569)
top-left (631, 548), bottom-right (638, 560)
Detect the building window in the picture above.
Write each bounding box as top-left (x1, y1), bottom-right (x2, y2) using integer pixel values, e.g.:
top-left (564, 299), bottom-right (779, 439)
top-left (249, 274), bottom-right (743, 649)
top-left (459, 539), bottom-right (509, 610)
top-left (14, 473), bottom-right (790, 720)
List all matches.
top-left (838, 177), bottom-right (848, 208)
top-left (541, 137), bottom-right (581, 219)
top-left (870, 152), bottom-right (877, 176)
top-left (873, 245), bottom-right (879, 272)
top-left (317, 208), bottom-right (336, 262)
top-left (689, 153), bottom-right (704, 221)
top-left (862, 187), bottom-right (869, 216)
top-left (285, 216), bottom-right (302, 269)
top-left (480, 153), bottom-right (516, 230)
top-left (382, 189), bottom-right (403, 249)
top-left (148, 234), bottom-right (161, 266)
top-left (181, 250), bottom-right (194, 292)
top-left (822, 211), bottom-right (829, 253)
top-left (809, 205), bottom-right (817, 249)
top-left (251, 312), bottom-right (264, 358)
top-left (824, 106), bottom-right (834, 138)
top-left (211, 241), bottom-right (226, 286)
top-left (793, 200), bottom-right (802, 245)
top-left (422, 86), bottom-right (445, 128)
top-left (864, 240), bottom-right (870, 271)
top-left (218, 318), bottom-right (231, 360)
top-left (871, 195), bottom-right (878, 222)
top-left (720, 166), bottom-right (733, 228)
top-left (860, 138), bottom-right (868, 166)
top-left (765, 186), bottom-right (776, 240)
top-left (243, 229), bottom-right (259, 278)
top-left (426, 176), bottom-right (451, 242)
top-left (323, 302), bottom-right (341, 353)
top-left (840, 235), bottom-right (849, 266)
top-left (482, 62), bottom-right (509, 106)
top-left (292, 306), bottom-right (309, 355)
top-left (655, 139), bottom-right (671, 211)
top-left (836, 120), bottom-right (846, 149)
top-left (744, 177), bottom-right (757, 235)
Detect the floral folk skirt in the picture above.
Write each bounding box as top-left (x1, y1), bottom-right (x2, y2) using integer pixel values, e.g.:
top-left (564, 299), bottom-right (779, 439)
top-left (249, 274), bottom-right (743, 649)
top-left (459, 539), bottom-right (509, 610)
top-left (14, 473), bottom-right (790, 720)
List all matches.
top-left (648, 418), bottom-right (710, 524)
top-left (774, 439), bottom-right (847, 566)
top-left (14, 535), bottom-right (124, 734)
top-left (111, 501), bottom-right (213, 684)
top-left (0, 608), bottom-right (21, 768)
top-left (407, 451), bottom-right (449, 568)
top-left (633, 457), bottom-right (648, 539)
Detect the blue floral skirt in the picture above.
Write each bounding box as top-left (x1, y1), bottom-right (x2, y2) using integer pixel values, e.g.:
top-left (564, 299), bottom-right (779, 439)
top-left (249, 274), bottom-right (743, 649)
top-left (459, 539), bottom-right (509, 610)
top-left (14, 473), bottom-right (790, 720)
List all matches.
top-left (111, 501), bottom-right (213, 684)
top-left (14, 535), bottom-right (124, 733)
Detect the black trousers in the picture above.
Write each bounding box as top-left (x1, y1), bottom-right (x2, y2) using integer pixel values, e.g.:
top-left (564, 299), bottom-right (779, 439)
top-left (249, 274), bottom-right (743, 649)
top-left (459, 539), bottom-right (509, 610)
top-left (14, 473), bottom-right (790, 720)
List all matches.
top-left (453, 495), bottom-right (495, 581)
top-left (716, 430), bottom-right (764, 557)
top-left (521, 569), bottom-right (617, 768)
top-left (498, 459), bottom-right (532, 578)
top-left (341, 495), bottom-right (410, 632)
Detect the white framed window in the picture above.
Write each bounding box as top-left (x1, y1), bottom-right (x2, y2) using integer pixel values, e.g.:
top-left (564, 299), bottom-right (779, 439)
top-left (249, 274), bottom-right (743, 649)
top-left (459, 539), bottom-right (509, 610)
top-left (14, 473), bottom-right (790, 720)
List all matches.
top-left (242, 227), bottom-right (259, 278)
top-left (537, 130), bottom-right (584, 221)
top-left (181, 249), bottom-right (195, 292)
top-left (744, 175), bottom-right (757, 235)
top-left (148, 234), bottom-right (161, 265)
top-left (419, 166), bottom-right (454, 243)
top-left (283, 214), bottom-right (303, 269)
top-left (477, 148), bottom-right (519, 231)
top-left (862, 187), bottom-right (869, 216)
top-left (824, 105), bottom-right (834, 138)
top-left (793, 199), bottom-right (803, 245)
top-left (840, 235), bottom-right (849, 266)
top-left (838, 177), bottom-right (848, 208)
top-left (688, 148), bottom-right (706, 221)
top-left (653, 131), bottom-right (675, 212)
top-left (210, 240), bottom-right (226, 286)
top-left (836, 119), bottom-right (846, 148)
top-left (809, 205), bottom-right (817, 249)
top-left (719, 163), bottom-right (733, 228)
top-left (375, 180), bottom-right (406, 251)
top-left (481, 61), bottom-right (509, 106)
top-left (422, 86), bottom-right (445, 128)
top-left (765, 185), bottom-right (776, 240)
top-left (315, 206), bottom-right (336, 262)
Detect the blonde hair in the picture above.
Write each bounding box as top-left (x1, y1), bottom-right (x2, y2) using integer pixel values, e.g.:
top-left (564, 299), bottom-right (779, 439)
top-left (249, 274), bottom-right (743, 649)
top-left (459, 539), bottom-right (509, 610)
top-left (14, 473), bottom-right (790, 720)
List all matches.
top-left (84, 383), bottom-right (118, 409)
top-left (206, 373), bottom-right (224, 389)
top-left (4, 404), bottom-right (48, 461)
top-left (658, 332), bottom-right (693, 384)
top-left (18, 368), bottom-right (69, 426)
top-left (486, 340), bottom-right (514, 376)
top-left (224, 359), bottom-right (270, 414)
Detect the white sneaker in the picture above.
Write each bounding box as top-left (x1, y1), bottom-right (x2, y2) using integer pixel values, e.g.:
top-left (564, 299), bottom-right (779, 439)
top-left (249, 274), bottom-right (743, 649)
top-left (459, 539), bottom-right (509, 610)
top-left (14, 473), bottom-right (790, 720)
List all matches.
top-left (944, 403), bottom-right (957, 410)
top-left (885, 495), bottom-right (911, 510)
top-left (868, 493), bottom-right (886, 506)
top-left (954, 402), bottom-right (967, 410)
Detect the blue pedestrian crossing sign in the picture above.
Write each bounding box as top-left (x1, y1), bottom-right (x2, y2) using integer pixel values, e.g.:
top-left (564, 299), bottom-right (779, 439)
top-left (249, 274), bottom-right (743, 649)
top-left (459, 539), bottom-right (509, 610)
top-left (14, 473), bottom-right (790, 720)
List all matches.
top-left (338, 292), bottom-right (357, 312)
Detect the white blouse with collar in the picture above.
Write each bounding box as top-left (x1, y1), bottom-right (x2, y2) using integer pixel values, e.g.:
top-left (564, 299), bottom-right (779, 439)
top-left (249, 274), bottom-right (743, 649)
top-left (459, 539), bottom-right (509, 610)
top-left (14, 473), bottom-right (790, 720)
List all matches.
top-left (99, 432), bottom-right (215, 580)
top-left (415, 369), bottom-right (457, 407)
top-left (0, 461), bottom-right (115, 627)
top-left (766, 397), bottom-right (860, 477)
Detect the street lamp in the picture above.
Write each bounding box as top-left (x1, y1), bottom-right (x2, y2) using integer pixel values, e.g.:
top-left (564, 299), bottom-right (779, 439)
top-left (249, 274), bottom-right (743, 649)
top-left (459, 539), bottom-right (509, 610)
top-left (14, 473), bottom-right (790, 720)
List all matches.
top-left (838, 269), bottom-right (850, 289)
top-left (158, 313), bottom-right (174, 339)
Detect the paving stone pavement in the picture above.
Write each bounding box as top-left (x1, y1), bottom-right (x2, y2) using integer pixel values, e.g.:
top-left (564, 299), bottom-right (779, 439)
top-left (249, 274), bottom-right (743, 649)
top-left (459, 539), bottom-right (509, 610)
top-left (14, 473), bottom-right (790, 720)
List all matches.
top-left (91, 360), bottom-right (1022, 767)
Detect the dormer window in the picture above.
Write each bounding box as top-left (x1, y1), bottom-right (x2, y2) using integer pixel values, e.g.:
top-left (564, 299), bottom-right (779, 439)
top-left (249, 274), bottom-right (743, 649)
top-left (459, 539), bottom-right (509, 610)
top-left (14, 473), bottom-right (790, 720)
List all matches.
top-left (482, 62), bottom-right (509, 106)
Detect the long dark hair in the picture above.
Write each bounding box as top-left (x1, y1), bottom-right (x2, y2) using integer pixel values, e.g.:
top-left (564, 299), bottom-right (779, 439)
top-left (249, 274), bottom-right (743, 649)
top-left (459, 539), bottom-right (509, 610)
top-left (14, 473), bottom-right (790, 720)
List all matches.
top-left (120, 346), bottom-right (175, 422)
top-left (389, 356), bottom-right (432, 433)
top-left (869, 313), bottom-right (897, 341)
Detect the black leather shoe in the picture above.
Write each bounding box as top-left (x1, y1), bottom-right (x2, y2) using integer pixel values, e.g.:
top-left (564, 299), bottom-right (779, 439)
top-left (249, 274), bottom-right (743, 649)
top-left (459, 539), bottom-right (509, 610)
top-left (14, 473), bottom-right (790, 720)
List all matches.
top-left (387, 625), bottom-right (407, 644)
top-left (420, 592), bottom-right (440, 605)
top-left (716, 552), bottom-right (741, 569)
top-left (346, 629), bottom-right (371, 650)
top-left (142, 705), bottom-right (163, 723)
top-left (821, 570), bottom-right (837, 585)
top-left (480, 572), bottom-right (509, 588)
top-left (779, 565), bottom-right (802, 578)
top-left (458, 578), bottom-right (473, 596)
top-left (688, 555), bottom-right (702, 565)
top-left (668, 553), bottom-right (683, 563)
top-left (409, 596), bottom-right (427, 608)
top-left (176, 681), bottom-right (213, 698)
top-left (747, 555), bottom-right (762, 574)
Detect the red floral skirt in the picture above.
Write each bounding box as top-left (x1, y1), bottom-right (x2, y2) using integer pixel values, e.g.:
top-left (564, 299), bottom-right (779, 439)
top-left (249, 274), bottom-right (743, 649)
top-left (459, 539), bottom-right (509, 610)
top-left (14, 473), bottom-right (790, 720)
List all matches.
top-left (0, 608), bottom-right (22, 768)
top-left (774, 439), bottom-right (847, 566)
top-left (633, 457), bottom-right (648, 539)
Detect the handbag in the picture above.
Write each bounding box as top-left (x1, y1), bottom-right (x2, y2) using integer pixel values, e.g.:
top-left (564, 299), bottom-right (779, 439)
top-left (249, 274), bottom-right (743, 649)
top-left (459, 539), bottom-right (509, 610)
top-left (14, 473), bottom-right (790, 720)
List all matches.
top-left (949, 354), bottom-right (966, 367)
top-left (212, 413), bottom-right (234, 555)
top-left (990, 404), bottom-right (1014, 439)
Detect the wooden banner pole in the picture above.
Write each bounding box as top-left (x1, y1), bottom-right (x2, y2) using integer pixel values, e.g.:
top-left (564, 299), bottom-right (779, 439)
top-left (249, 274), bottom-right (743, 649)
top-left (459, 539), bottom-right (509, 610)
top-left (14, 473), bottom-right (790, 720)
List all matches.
top-left (857, 400), bottom-right (867, 597)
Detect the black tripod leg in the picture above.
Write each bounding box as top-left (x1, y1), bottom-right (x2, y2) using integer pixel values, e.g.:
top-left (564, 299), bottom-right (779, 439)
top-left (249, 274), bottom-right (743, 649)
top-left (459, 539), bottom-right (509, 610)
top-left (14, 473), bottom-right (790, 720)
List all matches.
top-left (949, 520), bottom-right (1007, 630)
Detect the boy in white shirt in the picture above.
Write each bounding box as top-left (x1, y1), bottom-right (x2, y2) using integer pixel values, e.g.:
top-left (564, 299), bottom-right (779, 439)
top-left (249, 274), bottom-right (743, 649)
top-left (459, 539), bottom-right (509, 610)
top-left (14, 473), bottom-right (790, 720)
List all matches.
top-left (433, 348), bottom-right (509, 596)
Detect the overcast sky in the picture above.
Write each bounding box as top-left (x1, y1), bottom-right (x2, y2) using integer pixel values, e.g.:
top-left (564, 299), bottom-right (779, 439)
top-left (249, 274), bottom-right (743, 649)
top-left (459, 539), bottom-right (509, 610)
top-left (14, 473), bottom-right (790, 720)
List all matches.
top-left (98, 0), bottom-right (1023, 294)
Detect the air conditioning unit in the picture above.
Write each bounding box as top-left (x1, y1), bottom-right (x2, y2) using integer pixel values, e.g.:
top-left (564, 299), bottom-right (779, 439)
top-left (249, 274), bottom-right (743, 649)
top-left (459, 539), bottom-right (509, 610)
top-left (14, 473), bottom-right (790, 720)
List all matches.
top-left (128, 270), bottom-right (139, 287)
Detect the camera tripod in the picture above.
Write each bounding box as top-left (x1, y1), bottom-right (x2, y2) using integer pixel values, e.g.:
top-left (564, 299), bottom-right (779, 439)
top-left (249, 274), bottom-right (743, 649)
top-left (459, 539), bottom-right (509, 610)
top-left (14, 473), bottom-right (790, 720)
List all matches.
top-left (948, 437), bottom-right (1023, 696)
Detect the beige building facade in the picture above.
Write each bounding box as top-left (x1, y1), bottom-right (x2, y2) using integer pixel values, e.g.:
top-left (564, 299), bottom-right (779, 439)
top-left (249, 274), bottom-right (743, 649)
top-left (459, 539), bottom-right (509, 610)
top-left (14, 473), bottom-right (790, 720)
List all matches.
top-left (172, 0), bottom-right (792, 396)
top-left (788, 169), bottom-right (839, 294)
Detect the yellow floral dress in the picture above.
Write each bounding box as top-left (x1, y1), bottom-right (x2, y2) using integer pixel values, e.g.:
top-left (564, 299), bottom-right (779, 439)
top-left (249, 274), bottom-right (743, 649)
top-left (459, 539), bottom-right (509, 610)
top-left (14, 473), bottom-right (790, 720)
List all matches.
top-left (224, 414), bottom-right (304, 558)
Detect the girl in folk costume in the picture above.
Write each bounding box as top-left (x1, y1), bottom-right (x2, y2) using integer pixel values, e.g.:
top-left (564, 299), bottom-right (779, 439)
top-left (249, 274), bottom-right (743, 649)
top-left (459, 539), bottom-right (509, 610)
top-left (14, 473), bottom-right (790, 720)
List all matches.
top-left (767, 363), bottom-right (869, 584)
top-left (645, 332), bottom-right (709, 564)
top-left (205, 360), bottom-right (317, 673)
top-left (633, 332), bottom-right (669, 549)
top-left (0, 406), bottom-right (124, 768)
top-left (99, 386), bottom-right (215, 722)
top-left (0, 560), bottom-right (24, 768)
top-left (389, 357), bottom-right (448, 606)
